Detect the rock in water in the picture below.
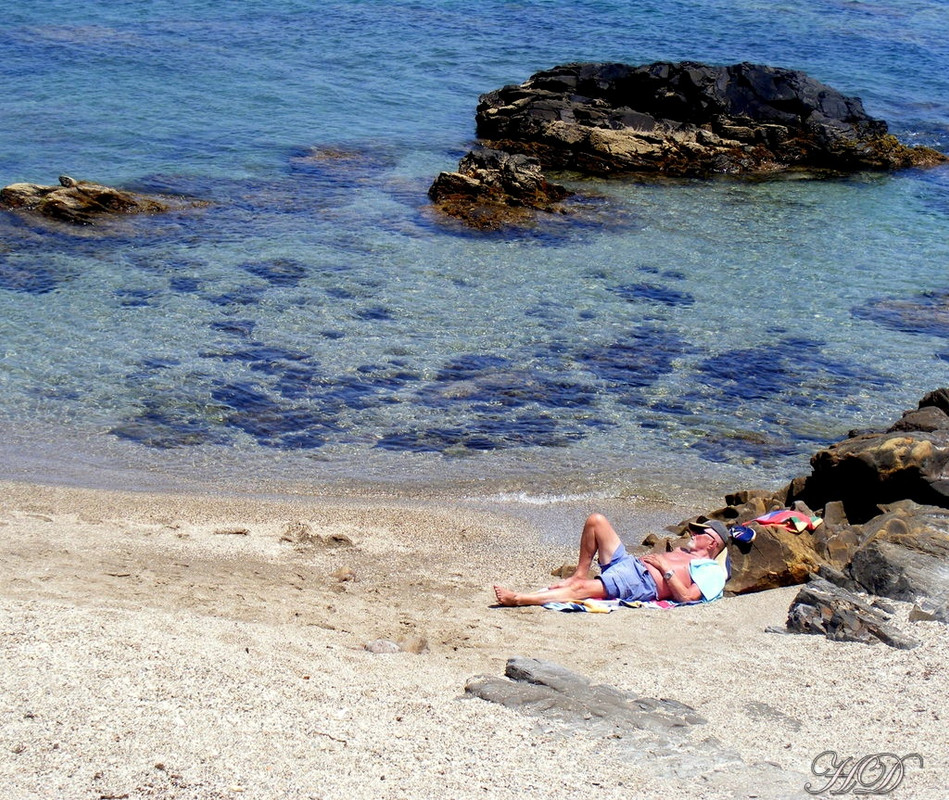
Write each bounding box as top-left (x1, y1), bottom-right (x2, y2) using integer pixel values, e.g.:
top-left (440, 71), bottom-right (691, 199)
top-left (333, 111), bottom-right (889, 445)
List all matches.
top-left (0, 176), bottom-right (170, 224)
top-left (428, 146), bottom-right (570, 229)
top-left (475, 61), bottom-right (947, 176)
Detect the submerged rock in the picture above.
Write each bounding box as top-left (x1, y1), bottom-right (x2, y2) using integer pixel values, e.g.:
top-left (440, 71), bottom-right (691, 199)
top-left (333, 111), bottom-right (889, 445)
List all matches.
top-left (0, 175), bottom-right (172, 225)
top-left (475, 61), bottom-right (946, 177)
top-left (852, 289), bottom-right (949, 340)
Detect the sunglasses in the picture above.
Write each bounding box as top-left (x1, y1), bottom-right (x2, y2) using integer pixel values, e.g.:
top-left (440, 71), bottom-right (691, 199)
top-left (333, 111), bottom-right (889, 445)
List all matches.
top-left (693, 529), bottom-right (724, 544)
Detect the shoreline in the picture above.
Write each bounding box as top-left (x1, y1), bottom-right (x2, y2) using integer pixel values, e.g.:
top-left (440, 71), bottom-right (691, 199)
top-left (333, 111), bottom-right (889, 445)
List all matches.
top-left (0, 414), bottom-right (782, 493)
top-left (1, 478), bottom-right (946, 798)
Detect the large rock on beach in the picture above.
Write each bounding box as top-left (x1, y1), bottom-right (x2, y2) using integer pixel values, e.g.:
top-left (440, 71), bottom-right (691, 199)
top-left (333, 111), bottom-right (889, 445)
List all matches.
top-left (0, 175), bottom-right (170, 225)
top-left (466, 656), bottom-right (707, 733)
top-left (725, 518), bottom-right (824, 594)
top-left (694, 389), bottom-right (949, 627)
top-left (846, 502), bottom-right (949, 615)
top-left (784, 576), bottom-right (920, 649)
top-left (475, 61), bottom-right (947, 177)
top-left (466, 657), bottom-right (805, 791)
top-left (799, 388), bottom-right (949, 522)
top-left (672, 495), bottom-right (827, 594)
top-left (428, 147), bottom-right (571, 229)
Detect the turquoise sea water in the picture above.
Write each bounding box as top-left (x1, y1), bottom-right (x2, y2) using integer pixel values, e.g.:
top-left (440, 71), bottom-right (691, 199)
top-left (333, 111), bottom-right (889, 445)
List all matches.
top-left (1, 0), bottom-right (948, 505)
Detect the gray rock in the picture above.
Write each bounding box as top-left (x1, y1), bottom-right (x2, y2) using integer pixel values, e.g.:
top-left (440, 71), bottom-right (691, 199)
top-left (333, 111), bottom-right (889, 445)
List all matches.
top-left (847, 503), bottom-right (949, 614)
top-left (469, 656), bottom-right (706, 734)
top-left (466, 657), bottom-right (807, 790)
top-left (814, 564), bottom-right (862, 593)
top-left (785, 577), bottom-right (920, 649)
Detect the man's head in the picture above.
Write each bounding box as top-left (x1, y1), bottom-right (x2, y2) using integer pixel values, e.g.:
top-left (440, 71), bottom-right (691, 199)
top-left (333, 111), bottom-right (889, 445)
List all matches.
top-left (687, 520), bottom-right (729, 555)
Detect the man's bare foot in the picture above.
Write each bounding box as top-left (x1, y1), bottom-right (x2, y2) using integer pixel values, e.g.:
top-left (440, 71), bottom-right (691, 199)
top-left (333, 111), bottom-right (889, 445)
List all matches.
top-left (493, 585), bottom-right (521, 606)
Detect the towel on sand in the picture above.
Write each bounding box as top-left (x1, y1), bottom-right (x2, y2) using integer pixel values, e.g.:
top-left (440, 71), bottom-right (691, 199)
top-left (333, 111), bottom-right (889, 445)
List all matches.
top-left (543, 598), bottom-right (683, 612)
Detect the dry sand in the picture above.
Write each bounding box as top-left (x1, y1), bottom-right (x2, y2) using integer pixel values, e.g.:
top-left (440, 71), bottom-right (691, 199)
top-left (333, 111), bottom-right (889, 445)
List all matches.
top-left (0, 480), bottom-right (945, 799)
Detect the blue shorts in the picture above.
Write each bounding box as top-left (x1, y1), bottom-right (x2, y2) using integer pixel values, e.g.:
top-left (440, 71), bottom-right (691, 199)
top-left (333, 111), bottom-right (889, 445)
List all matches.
top-left (597, 544), bottom-right (659, 602)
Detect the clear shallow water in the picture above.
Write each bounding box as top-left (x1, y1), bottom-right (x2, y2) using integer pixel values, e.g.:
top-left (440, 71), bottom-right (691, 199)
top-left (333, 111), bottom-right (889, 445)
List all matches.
top-left (1, 1), bottom-right (948, 504)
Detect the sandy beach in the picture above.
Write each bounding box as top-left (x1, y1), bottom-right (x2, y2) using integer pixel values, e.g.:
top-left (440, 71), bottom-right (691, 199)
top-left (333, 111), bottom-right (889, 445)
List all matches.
top-left (0, 479), bottom-right (945, 800)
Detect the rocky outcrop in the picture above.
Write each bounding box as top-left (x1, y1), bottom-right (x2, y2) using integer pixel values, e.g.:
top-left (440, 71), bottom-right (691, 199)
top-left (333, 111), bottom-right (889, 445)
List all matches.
top-left (0, 175), bottom-right (170, 224)
top-left (429, 61), bottom-right (945, 226)
top-left (784, 576), bottom-right (920, 649)
top-left (846, 502), bottom-right (949, 616)
top-left (466, 656), bottom-right (707, 733)
top-left (666, 495), bottom-right (827, 594)
top-left (687, 390), bottom-right (949, 626)
top-left (727, 517), bottom-right (824, 594)
top-left (798, 388), bottom-right (949, 521)
top-left (428, 147), bottom-right (570, 229)
top-left (476, 61), bottom-right (947, 177)
top-left (467, 657), bottom-right (807, 792)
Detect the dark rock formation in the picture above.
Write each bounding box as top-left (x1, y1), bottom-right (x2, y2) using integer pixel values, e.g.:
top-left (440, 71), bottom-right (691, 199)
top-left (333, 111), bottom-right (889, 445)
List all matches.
top-left (784, 576), bottom-right (920, 649)
top-left (846, 501), bottom-right (949, 610)
top-left (475, 61), bottom-right (946, 177)
top-left (428, 147), bottom-right (570, 229)
top-left (428, 61), bottom-right (946, 226)
top-left (0, 175), bottom-right (171, 225)
top-left (799, 388), bottom-right (949, 521)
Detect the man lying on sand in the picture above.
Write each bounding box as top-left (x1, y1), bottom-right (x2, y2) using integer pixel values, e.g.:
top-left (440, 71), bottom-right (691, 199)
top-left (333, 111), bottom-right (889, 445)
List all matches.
top-left (493, 513), bottom-right (729, 607)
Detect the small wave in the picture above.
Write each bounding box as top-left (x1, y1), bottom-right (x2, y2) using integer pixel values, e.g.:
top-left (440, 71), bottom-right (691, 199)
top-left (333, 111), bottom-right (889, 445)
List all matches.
top-left (483, 490), bottom-right (642, 506)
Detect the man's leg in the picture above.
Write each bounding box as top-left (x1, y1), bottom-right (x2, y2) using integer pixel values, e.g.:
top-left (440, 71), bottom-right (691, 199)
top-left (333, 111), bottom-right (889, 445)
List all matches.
top-left (492, 513), bottom-right (623, 606)
top-left (493, 576), bottom-right (608, 607)
top-left (552, 513), bottom-right (623, 587)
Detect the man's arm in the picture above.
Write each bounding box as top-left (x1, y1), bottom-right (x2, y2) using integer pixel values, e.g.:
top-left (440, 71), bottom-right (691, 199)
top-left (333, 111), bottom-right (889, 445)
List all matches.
top-left (640, 553), bottom-right (702, 603)
top-left (661, 568), bottom-right (702, 603)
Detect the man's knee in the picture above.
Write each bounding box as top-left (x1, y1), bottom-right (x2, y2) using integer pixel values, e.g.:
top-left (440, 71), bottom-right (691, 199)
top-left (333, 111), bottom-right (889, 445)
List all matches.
top-left (573, 577), bottom-right (608, 601)
top-left (586, 512), bottom-right (609, 528)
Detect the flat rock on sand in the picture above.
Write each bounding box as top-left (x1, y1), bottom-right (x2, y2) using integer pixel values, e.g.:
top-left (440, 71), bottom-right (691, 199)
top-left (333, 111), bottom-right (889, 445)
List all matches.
top-left (0, 482), bottom-right (945, 799)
